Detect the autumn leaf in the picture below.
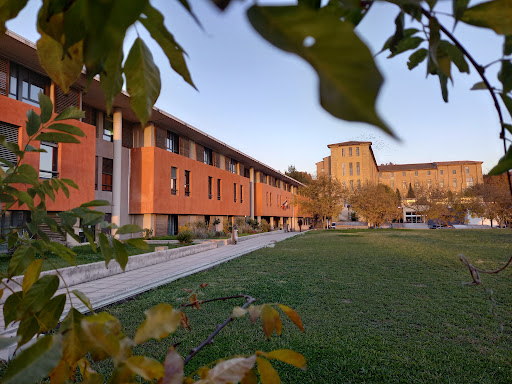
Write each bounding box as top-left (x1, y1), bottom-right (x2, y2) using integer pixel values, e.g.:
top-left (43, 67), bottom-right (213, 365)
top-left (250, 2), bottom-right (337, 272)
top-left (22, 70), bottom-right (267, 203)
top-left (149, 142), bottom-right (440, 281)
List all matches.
top-left (265, 349), bottom-right (307, 369)
top-left (261, 305), bottom-right (275, 339)
top-left (203, 356), bottom-right (256, 384)
top-left (277, 304), bottom-right (305, 332)
top-left (161, 347), bottom-right (184, 384)
top-left (256, 357), bottom-right (281, 384)
top-left (134, 303), bottom-right (181, 344)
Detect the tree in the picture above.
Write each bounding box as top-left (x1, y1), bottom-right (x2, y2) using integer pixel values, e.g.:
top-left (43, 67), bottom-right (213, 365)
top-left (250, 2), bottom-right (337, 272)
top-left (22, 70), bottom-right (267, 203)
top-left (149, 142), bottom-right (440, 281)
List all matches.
top-left (285, 165), bottom-right (313, 185)
top-left (395, 188), bottom-right (402, 204)
top-left (296, 174), bottom-right (344, 227)
top-left (466, 174), bottom-right (512, 227)
top-left (414, 187), bottom-right (467, 226)
top-left (349, 184), bottom-right (401, 227)
top-left (406, 183), bottom-right (416, 199)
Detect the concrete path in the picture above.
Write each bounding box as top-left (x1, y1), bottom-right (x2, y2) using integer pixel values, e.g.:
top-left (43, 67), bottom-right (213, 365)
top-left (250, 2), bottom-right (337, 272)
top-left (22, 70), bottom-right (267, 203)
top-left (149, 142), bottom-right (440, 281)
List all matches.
top-left (0, 230), bottom-right (305, 349)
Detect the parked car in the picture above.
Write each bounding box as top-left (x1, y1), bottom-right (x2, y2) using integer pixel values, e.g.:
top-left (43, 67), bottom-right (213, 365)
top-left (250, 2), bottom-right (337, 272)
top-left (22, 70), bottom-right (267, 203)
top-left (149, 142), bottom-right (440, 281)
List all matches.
top-left (330, 222), bottom-right (337, 229)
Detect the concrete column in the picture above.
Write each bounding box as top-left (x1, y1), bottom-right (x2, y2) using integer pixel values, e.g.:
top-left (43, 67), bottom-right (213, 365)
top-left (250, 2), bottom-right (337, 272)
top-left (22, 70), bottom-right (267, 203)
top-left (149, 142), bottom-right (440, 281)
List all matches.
top-left (269, 217), bottom-right (274, 229)
top-left (279, 217), bottom-right (284, 229)
top-left (291, 186), bottom-right (296, 231)
top-left (249, 167), bottom-right (255, 219)
top-left (143, 122), bottom-right (155, 147)
top-left (112, 108), bottom-right (122, 234)
top-left (257, 216), bottom-right (261, 223)
top-left (143, 214), bottom-right (155, 233)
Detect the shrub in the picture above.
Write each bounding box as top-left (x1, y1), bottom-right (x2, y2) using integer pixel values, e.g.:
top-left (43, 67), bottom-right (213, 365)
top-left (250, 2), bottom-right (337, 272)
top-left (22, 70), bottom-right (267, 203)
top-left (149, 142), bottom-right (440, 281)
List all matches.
top-left (142, 228), bottom-right (153, 239)
top-left (261, 219), bottom-right (271, 232)
top-left (177, 230), bottom-right (193, 245)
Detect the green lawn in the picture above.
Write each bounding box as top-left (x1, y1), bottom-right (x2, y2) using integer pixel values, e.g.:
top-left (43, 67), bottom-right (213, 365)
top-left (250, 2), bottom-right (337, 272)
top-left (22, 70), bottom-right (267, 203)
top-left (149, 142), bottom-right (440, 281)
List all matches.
top-left (22, 229), bottom-right (512, 382)
top-left (0, 243), bottom-right (180, 274)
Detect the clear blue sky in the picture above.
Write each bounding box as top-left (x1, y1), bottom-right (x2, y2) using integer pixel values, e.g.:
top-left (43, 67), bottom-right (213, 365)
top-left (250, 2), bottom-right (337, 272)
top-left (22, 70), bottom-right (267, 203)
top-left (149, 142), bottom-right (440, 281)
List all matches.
top-left (7, 0), bottom-right (507, 174)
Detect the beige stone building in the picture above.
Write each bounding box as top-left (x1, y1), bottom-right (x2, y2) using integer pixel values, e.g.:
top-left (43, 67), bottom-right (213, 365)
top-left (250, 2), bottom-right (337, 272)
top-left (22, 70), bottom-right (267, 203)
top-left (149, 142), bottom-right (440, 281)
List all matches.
top-left (316, 141), bottom-right (483, 193)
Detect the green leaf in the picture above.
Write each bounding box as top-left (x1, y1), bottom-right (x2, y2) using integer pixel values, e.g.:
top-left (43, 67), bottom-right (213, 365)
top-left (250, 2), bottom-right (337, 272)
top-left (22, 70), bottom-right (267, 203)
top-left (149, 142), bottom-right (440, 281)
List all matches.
top-left (461, 0), bottom-right (512, 35)
top-left (116, 224), bottom-right (142, 235)
top-left (8, 245), bottom-right (35, 278)
top-left (2, 334), bottom-right (63, 384)
top-left (49, 241), bottom-right (76, 266)
top-left (80, 199), bottom-right (109, 207)
top-left (83, 227), bottom-right (97, 252)
top-left (38, 294), bottom-right (66, 332)
top-left (388, 36), bottom-right (423, 58)
top-left (47, 123), bottom-right (85, 137)
top-left (177, 0), bottom-right (203, 28)
top-left (439, 40), bottom-right (469, 74)
top-left (501, 94), bottom-right (512, 119)
top-left (113, 238), bottom-right (128, 271)
top-left (498, 60), bottom-right (512, 93)
top-left (35, 132), bottom-right (80, 144)
top-left (17, 315), bottom-right (39, 347)
top-left (453, 0), bottom-right (469, 22)
top-left (37, 33), bottom-right (83, 94)
top-left (22, 259), bottom-right (43, 293)
top-left (98, 233), bottom-right (113, 267)
top-left (438, 73), bottom-right (449, 102)
top-left (39, 93), bottom-right (54, 124)
top-left (124, 38), bottom-right (161, 126)
top-left (54, 106), bottom-right (85, 121)
top-left (488, 145), bottom-right (512, 175)
top-left (407, 48), bottom-right (428, 70)
top-left (209, 0), bottom-right (232, 11)
top-left (505, 35), bottom-right (512, 56)
top-left (247, 5), bottom-right (393, 136)
top-left (61, 178), bottom-right (79, 189)
top-left (0, 336), bottom-right (20, 350)
top-left (100, 48), bottom-right (124, 115)
top-left (502, 123), bottom-right (512, 135)
top-left (140, 3), bottom-right (196, 89)
top-left (60, 308), bottom-right (87, 365)
top-left (125, 237), bottom-right (150, 250)
top-left (4, 292), bottom-right (22, 326)
top-left (18, 275), bottom-right (60, 316)
top-left (471, 81), bottom-right (487, 90)
top-left (0, 0), bottom-right (29, 34)
top-left (26, 110), bottom-right (41, 136)
top-left (72, 290), bottom-right (94, 312)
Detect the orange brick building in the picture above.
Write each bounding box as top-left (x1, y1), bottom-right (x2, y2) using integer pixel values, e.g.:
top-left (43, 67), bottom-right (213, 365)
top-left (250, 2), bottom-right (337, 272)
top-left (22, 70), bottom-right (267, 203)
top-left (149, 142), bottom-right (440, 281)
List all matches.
top-left (0, 31), bottom-right (309, 242)
top-left (317, 141), bottom-right (483, 192)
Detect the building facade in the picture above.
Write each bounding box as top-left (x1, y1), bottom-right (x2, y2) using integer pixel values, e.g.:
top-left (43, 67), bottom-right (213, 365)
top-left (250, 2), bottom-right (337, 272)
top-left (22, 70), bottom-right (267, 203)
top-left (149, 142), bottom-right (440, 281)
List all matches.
top-left (0, 31), bottom-right (308, 243)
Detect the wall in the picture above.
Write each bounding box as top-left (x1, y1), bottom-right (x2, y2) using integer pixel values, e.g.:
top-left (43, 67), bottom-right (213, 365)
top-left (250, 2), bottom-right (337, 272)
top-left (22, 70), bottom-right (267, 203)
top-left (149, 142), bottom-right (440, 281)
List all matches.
top-left (254, 183), bottom-right (296, 218)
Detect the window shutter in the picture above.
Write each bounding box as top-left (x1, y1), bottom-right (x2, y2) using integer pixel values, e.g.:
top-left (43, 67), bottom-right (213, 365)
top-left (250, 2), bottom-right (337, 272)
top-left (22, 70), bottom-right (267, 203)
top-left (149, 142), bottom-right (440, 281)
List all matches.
top-left (0, 57), bottom-right (7, 96)
top-left (55, 86), bottom-right (80, 113)
top-left (213, 152), bottom-right (220, 168)
top-left (196, 144), bottom-right (204, 163)
top-left (179, 137), bottom-right (189, 158)
top-left (122, 123), bottom-right (133, 148)
top-left (155, 126), bottom-right (166, 149)
top-left (0, 121), bottom-right (19, 165)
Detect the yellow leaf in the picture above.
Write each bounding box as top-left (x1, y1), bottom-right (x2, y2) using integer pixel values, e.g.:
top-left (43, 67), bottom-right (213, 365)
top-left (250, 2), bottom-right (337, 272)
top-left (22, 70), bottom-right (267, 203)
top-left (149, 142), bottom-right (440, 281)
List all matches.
top-left (248, 305), bottom-right (263, 324)
top-left (206, 356), bottom-right (256, 384)
top-left (134, 303), bottom-right (181, 344)
top-left (49, 359), bottom-right (72, 384)
top-left (241, 368), bottom-right (258, 384)
top-left (77, 358), bottom-right (103, 384)
top-left (198, 366), bottom-right (210, 379)
top-left (273, 308), bottom-right (282, 336)
top-left (61, 308), bottom-right (87, 365)
top-left (256, 357), bottom-right (281, 384)
top-left (22, 259), bottom-right (43, 293)
top-left (277, 304), bottom-right (305, 332)
top-left (266, 350), bottom-right (307, 369)
top-left (36, 34), bottom-right (83, 94)
top-left (126, 356), bottom-right (165, 381)
top-left (161, 347), bottom-right (184, 384)
top-left (81, 312), bottom-right (123, 360)
top-left (232, 306), bottom-right (248, 318)
top-left (261, 305), bottom-right (275, 339)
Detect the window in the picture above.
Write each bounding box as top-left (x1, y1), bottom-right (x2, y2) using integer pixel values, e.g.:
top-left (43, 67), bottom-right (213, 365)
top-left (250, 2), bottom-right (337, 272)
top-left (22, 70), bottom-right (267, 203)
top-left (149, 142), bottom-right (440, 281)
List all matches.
top-left (171, 167), bottom-right (177, 195)
top-left (440, 170), bottom-right (444, 175)
top-left (229, 158), bottom-right (238, 174)
top-left (428, 179), bottom-right (431, 187)
top-left (185, 170), bottom-right (190, 196)
top-left (403, 180), bottom-right (407, 189)
top-left (402, 171), bottom-right (406, 176)
top-left (204, 147), bottom-right (213, 165)
top-left (349, 147), bottom-right (352, 157)
top-left (467, 177), bottom-right (474, 187)
top-left (341, 148), bottom-right (345, 157)
top-left (356, 147), bottom-right (359, 156)
top-left (166, 131), bottom-right (179, 153)
top-left (95, 156), bottom-right (98, 190)
top-left (270, 193), bottom-right (272, 206)
top-left (266, 191), bottom-right (269, 206)
top-left (440, 179), bottom-right (444, 188)
top-left (234, 183), bottom-right (237, 202)
top-left (240, 185), bottom-right (243, 203)
top-left (427, 170), bottom-right (431, 175)
top-left (357, 179), bottom-right (361, 188)
top-left (39, 142), bottom-right (58, 179)
top-left (102, 158), bottom-right (113, 191)
top-left (103, 114), bottom-right (113, 142)
top-left (356, 162), bottom-right (360, 176)
top-left (391, 172), bottom-right (394, 178)
top-left (9, 62), bottom-right (49, 106)
top-left (217, 179), bottom-right (221, 200)
top-left (414, 170), bottom-right (418, 176)
top-left (465, 166), bottom-right (469, 174)
top-left (349, 180), bottom-right (354, 190)
top-left (414, 180), bottom-right (419, 188)
top-left (342, 163), bottom-right (346, 176)
top-left (452, 169), bottom-right (456, 174)
top-left (453, 178), bottom-right (457, 188)
top-left (208, 176), bottom-right (212, 199)
top-left (349, 162), bottom-right (353, 176)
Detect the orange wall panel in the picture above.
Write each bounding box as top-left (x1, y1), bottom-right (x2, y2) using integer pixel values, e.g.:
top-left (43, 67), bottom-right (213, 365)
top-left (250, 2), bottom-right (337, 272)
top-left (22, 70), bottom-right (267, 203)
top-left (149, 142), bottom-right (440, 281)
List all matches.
top-left (0, 96), bottom-right (96, 211)
top-left (254, 183), bottom-right (295, 218)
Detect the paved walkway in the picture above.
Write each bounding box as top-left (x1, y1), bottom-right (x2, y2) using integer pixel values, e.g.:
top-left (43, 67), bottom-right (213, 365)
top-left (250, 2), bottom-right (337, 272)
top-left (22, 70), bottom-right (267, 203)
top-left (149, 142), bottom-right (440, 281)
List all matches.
top-left (0, 230), bottom-right (305, 345)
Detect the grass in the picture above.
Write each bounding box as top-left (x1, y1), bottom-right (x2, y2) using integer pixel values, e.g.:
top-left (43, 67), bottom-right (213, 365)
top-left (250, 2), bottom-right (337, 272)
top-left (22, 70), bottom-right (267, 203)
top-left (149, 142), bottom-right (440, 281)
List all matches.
top-left (90, 229), bottom-right (512, 383)
top-left (0, 243), bottom-right (180, 274)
